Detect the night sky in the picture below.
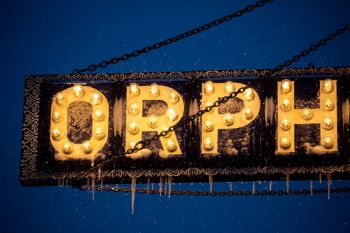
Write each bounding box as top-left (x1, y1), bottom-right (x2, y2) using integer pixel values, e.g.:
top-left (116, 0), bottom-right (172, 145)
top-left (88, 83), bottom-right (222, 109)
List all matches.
top-left (1, 0), bottom-right (350, 233)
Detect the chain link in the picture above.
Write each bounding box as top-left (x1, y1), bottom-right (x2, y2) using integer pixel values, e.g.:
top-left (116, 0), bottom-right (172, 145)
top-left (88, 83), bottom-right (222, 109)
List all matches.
top-left (72, 0), bottom-right (275, 74)
top-left (92, 186), bottom-right (350, 196)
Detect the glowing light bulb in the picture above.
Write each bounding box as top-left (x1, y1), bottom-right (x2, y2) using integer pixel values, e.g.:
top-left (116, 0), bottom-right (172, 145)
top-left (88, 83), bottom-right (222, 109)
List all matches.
top-left (225, 81), bottom-right (234, 93)
top-left (148, 115), bottom-right (158, 128)
top-left (324, 98), bottom-right (334, 111)
top-left (281, 99), bottom-right (291, 111)
top-left (62, 142), bottom-right (73, 154)
top-left (83, 141), bottom-right (93, 154)
top-left (224, 114), bottom-right (234, 126)
top-left (166, 139), bottom-right (177, 152)
top-left (150, 84), bottom-right (160, 97)
top-left (281, 79), bottom-right (291, 93)
top-left (302, 108), bottom-right (313, 120)
top-left (91, 93), bottom-right (102, 105)
top-left (322, 136), bottom-right (333, 149)
top-left (323, 79), bottom-right (333, 93)
top-left (166, 108), bottom-right (178, 121)
top-left (73, 85), bottom-right (84, 98)
top-left (280, 118), bottom-right (290, 131)
top-left (129, 103), bottom-right (139, 114)
top-left (128, 122), bottom-right (139, 134)
top-left (204, 81), bottom-right (214, 95)
top-left (169, 91), bottom-right (179, 104)
top-left (280, 136), bottom-right (291, 149)
top-left (203, 137), bottom-right (214, 151)
top-left (204, 120), bottom-right (214, 132)
top-left (94, 110), bottom-right (105, 122)
top-left (323, 117), bottom-right (333, 130)
top-left (244, 108), bottom-right (253, 120)
top-left (130, 83), bottom-right (140, 96)
top-left (56, 93), bottom-right (65, 105)
top-left (244, 88), bottom-right (254, 101)
top-left (95, 127), bottom-right (105, 140)
top-left (129, 141), bottom-right (136, 149)
top-left (52, 111), bottom-right (61, 122)
top-left (52, 128), bottom-right (61, 140)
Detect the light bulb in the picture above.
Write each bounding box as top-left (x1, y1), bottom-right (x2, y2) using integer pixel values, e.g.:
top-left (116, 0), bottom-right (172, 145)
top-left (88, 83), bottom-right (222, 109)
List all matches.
top-left (94, 110), bottom-right (104, 122)
top-left (52, 111), bottom-right (61, 122)
top-left (203, 137), bottom-right (214, 151)
top-left (281, 79), bottom-right (291, 93)
top-left (280, 118), bottom-right (290, 131)
top-left (224, 114), bottom-right (234, 126)
top-left (244, 88), bottom-right (254, 101)
top-left (129, 103), bottom-right (139, 114)
top-left (95, 127), bottom-right (105, 140)
top-left (166, 139), bottom-right (177, 152)
top-left (148, 115), bottom-right (158, 128)
top-left (324, 98), bottom-right (334, 111)
top-left (130, 83), bottom-right (140, 96)
top-left (128, 122), bottom-right (139, 134)
top-left (225, 81), bottom-right (234, 93)
top-left (280, 136), bottom-right (291, 149)
top-left (323, 117), bottom-right (333, 130)
top-left (150, 84), bottom-right (160, 97)
top-left (322, 136), bottom-right (333, 149)
top-left (302, 108), bottom-right (313, 120)
top-left (323, 79), bottom-right (333, 93)
top-left (62, 142), bottom-right (73, 154)
top-left (91, 93), bottom-right (102, 105)
top-left (204, 81), bottom-right (214, 95)
top-left (166, 108), bottom-right (178, 121)
top-left (83, 141), bottom-right (93, 154)
top-left (244, 107), bottom-right (253, 120)
top-left (73, 85), bottom-right (84, 98)
top-left (204, 120), bottom-right (214, 132)
top-left (56, 93), bottom-right (65, 105)
top-left (52, 128), bottom-right (61, 140)
top-left (169, 91), bottom-right (179, 104)
top-left (281, 99), bottom-right (291, 111)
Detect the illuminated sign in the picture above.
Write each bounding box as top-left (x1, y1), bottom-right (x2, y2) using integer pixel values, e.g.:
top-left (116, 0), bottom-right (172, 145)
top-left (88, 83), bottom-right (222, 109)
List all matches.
top-left (20, 67), bottom-right (350, 186)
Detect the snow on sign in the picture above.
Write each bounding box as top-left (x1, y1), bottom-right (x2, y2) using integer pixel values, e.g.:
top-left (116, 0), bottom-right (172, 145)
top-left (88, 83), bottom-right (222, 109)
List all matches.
top-left (20, 67), bottom-right (350, 186)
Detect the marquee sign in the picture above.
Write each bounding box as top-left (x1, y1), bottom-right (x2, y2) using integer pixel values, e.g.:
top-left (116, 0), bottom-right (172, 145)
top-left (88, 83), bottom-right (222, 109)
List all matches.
top-left (20, 67), bottom-right (350, 186)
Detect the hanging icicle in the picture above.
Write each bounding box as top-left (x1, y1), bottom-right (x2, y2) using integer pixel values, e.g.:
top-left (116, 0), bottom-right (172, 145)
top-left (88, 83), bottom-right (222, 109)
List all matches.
top-left (269, 181), bottom-right (273, 191)
top-left (327, 173), bottom-right (332, 200)
top-left (86, 177), bottom-right (91, 190)
top-left (319, 173), bottom-right (323, 184)
top-left (228, 182), bottom-right (233, 192)
top-left (168, 176), bottom-right (173, 198)
top-left (131, 176), bottom-right (137, 214)
top-left (147, 177), bottom-right (150, 194)
top-left (252, 181), bottom-right (256, 195)
top-left (159, 176), bottom-right (163, 196)
top-left (209, 174), bottom-right (213, 193)
top-left (91, 176), bottom-right (96, 201)
top-left (164, 176), bottom-right (167, 195)
top-left (286, 174), bottom-right (290, 193)
top-left (310, 180), bottom-right (313, 196)
top-left (98, 168), bottom-right (101, 182)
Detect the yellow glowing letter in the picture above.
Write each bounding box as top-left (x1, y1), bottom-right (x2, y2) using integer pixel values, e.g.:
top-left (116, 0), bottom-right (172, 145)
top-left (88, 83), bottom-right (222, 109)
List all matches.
top-left (125, 83), bottom-right (184, 159)
top-left (201, 81), bottom-right (261, 155)
top-left (50, 85), bottom-right (109, 162)
top-left (276, 79), bottom-right (337, 154)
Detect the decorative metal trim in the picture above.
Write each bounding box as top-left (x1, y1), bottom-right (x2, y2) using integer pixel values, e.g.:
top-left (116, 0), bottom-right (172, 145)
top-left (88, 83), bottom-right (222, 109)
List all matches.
top-left (20, 67), bottom-right (350, 184)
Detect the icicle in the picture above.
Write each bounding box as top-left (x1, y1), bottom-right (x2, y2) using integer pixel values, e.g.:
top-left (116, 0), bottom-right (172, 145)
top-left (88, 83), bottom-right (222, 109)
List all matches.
top-left (286, 174), bottom-right (290, 193)
top-left (98, 168), bottom-right (101, 182)
top-left (319, 173), bottom-right (323, 184)
top-left (168, 176), bottom-right (172, 198)
top-left (209, 174), bottom-right (213, 193)
top-left (310, 180), bottom-right (313, 196)
top-left (131, 177), bottom-right (137, 214)
top-left (159, 176), bottom-right (163, 196)
top-left (86, 177), bottom-right (91, 190)
top-left (228, 182), bottom-right (233, 191)
top-left (91, 176), bottom-right (96, 201)
top-left (164, 176), bottom-right (167, 195)
top-left (269, 181), bottom-right (273, 191)
top-left (91, 160), bottom-right (94, 167)
top-left (151, 183), bottom-right (154, 190)
top-left (252, 181), bottom-right (256, 195)
top-left (327, 174), bottom-right (332, 200)
top-left (147, 177), bottom-right (150, 194)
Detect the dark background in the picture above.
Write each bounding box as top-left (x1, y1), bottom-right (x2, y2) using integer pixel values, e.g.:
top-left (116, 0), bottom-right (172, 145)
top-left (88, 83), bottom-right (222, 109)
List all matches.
top-left (1, 0), bottom-right (350, 232)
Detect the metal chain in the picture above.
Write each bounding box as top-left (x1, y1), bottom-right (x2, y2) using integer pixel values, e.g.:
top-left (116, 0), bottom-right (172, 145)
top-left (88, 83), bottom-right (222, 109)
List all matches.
top-left (72, 0), bottom-right (275, 74)
top-left (86, 23), bottom-right (350, 173)
top-left (93, 186), bottom-right (350, 196)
